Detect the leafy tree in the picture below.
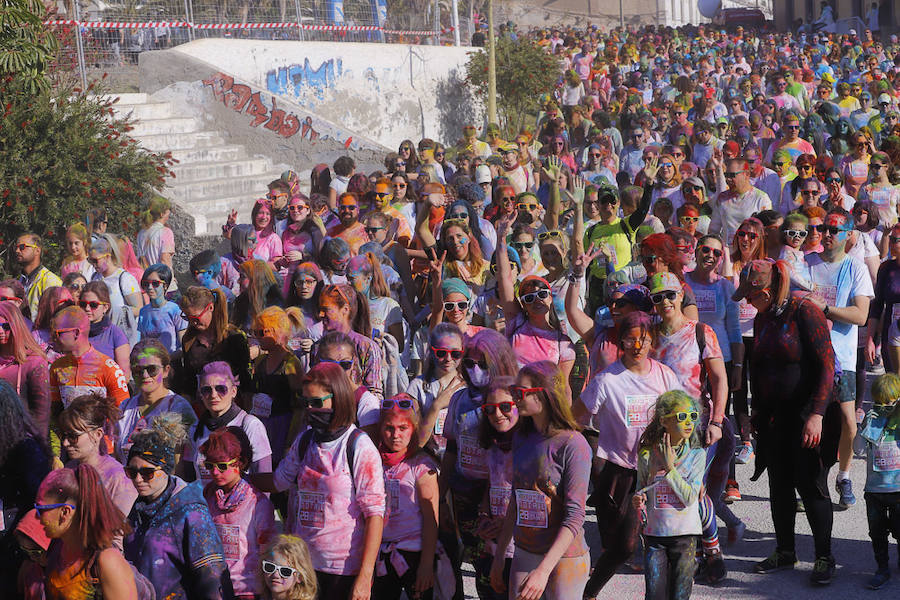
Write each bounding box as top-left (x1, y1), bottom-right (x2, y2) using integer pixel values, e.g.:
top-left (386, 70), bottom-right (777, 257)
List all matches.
top-left (0, 0), bottom-right (59, 93)
top-left (0, 0), bottom-right (175, 274)
top-left (465, 35), bottom-right (560, 135)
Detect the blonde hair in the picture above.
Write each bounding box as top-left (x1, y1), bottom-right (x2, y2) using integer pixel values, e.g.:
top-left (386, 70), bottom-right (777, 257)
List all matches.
top-left (63, 223), bottom-right (90, 265)
top-left (260, 535), bottom-right (317, 600)
top-left (141, 196), bottom-right (171, 228)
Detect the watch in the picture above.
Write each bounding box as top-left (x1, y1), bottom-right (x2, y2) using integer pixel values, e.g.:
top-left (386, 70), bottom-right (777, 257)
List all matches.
top-left (823, 304), bottom-right (830, 317)
top-left (567, 272), bottom-right (584, 283)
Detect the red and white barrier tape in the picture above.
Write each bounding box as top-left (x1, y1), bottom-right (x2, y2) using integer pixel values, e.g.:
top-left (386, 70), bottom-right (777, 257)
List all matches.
top-left (43, 19), bottom-right (453, 35)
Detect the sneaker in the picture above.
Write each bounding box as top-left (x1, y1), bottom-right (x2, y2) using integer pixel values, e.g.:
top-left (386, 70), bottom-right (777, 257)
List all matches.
top-left (867, 568), bottom-right (891, 590)
top-left (754, 550), bottom-right (797, 574)
top-left (734, 441), bottom-right (754, 465)
top-left (702, 552), bottom-right (727, 584)
top-left (727, 521), bottom-right (747, 545)
top-left (810, 555), bottom-right (836, 585)
top-left (723, 480), bottom-right (741, 504)
top-left (836, 478), bottom-right (857, 508)
top-left (867, 359), bottom-right (885, 375)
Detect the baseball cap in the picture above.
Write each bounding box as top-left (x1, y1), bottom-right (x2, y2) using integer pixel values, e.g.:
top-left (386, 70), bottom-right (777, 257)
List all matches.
top-left (474, 164), bottom-right (492, 184)
top-left (499, 143), bottom-right (518, 154)
top-left (647, 272), bottom-right (682, 294)
top-left (879, 93), bottom-right (893, 104)
top-left (732, 259), bottom-right (775, 302)
top-left (612, 284), bottom-right (653, 312)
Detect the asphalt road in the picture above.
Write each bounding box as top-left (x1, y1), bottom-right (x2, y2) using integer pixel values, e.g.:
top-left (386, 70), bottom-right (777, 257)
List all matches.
top-left (460, 377), bottom-right (898, 599)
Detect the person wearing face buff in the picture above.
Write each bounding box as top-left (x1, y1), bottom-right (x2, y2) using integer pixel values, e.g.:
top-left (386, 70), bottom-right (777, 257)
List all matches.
top-left (319, 237), bottom-right (352, 285)
top-left (731, 259), bottom-right (841, 585)
top-left (254, 363), bottom-right (386, 600)
top-left (124, 412), bottom-right (235, 600)
top-left (437, 328), bottom-right (518, 599)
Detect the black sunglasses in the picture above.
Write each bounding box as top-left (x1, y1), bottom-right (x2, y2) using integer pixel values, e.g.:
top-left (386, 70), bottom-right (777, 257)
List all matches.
top-left (482, 401), bottom-right (515, 416)
top-left (650, 290), bottom-right (677, 304)
top-left (199, 384), bottom-right (230, 397)
top-left (320, 358), bottom-right (353, 371)
top-left (134, 364), bottom-right (162, 378)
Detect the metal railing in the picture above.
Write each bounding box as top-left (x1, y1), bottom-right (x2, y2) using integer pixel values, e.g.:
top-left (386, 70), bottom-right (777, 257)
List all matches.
top-left (47, 0), bottom-right (459, 91)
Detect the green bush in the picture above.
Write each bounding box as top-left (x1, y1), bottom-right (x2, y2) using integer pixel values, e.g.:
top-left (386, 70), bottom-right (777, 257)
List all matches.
top-left (0, 77), bottom-right (176, 275)
top-left (465, 35), bottom-right (560, 136)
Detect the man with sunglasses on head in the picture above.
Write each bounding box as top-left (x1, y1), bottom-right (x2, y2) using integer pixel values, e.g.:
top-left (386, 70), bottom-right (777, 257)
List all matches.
top-left (800, 208), bottom-right (874, 510)
top-left (48, 306), bottom-right (130, 453)
top-left (709, 157), bottom-right (772, 243)
top-left (15, 233), bottom-right (62, 319)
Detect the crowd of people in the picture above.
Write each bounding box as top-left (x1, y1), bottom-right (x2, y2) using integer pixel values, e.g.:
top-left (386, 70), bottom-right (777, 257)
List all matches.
top-left (4, 17), bottom-right (900, 600)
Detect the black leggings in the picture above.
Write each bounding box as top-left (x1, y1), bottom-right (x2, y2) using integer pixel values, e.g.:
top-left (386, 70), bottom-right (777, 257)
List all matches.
top-left (729, 336), bottom-right (754, 441)
top-left (767, 430), bottom-right (834, 558)
top-left (584, 460), bottom-right (640, 598)
top-left (315, 571), bottom-right (357, 599)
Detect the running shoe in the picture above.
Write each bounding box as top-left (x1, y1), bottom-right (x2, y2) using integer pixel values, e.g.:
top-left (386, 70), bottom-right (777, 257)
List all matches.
top-left (810, 555), bottom-right (836, 585)
top-left (836, 478), bottom-right (856, 508)
top-left (734, 441), bottom-right (754, 464)
top-left (754, 550), bottom-right (797, 574)
top-left (723, 480), bottom-right (741, 503)
top-left (702, 552), bottom-right (727, 584)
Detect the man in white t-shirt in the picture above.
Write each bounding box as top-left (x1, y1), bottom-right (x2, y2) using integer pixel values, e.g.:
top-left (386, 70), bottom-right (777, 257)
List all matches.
top-left (800, 208), bottom-right (873, 510)
top-left (709, 158), bottom-right (772, 242)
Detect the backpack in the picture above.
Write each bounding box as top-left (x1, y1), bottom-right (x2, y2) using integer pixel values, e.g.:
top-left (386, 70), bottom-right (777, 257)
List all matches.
top-left (296, 427), bottom-right (366, 489)
top-left (112, 271), bottom-right (141, 347)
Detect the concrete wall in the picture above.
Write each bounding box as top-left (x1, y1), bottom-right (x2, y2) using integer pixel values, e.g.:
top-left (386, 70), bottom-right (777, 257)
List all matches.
top-left (139, 48), bottom-right (389, 173)
top-left (158, 39), bottom-right (483, 150)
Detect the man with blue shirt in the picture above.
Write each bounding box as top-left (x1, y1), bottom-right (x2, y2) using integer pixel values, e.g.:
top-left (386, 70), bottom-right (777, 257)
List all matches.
top-left (802, 208), bottom-right (874, 509)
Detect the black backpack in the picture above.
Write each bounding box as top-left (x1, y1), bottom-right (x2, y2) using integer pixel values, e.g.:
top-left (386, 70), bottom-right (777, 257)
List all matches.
top-left (296, 427), bottom-right (366, 488)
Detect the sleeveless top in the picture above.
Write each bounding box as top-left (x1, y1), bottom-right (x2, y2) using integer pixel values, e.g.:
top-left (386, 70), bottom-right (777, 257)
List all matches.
top-left (45, 543), bottom-right (100, 600)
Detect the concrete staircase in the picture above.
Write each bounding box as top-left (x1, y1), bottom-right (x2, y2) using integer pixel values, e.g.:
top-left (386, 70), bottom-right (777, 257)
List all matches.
top-left (109, 93), bottom-right (287, 235)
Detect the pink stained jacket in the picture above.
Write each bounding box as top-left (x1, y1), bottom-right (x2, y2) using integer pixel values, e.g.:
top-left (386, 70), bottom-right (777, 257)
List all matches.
top-left (203, 479), bottom-right (278, 597)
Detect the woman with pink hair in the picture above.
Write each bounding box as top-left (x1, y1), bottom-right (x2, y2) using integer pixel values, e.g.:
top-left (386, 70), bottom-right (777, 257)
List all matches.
top-left (0, 301), bottom-right (50, 437)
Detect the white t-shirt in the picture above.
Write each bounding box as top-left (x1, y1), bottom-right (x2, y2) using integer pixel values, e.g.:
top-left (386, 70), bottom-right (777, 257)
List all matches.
top-left (580, 359), bottom-right (682, 469)
top-left (103, 269), bottom-right (140, 314)
top-left (801, 253), bottom-right (874, 372)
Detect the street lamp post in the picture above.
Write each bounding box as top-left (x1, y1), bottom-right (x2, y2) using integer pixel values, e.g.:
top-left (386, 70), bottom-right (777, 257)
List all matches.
top-left (487, 0), bottom-right (497, 124)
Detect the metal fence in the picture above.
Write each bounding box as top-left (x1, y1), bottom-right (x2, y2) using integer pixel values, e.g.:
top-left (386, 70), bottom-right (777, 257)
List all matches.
top-left (47, 0), bottom-right (460, 90)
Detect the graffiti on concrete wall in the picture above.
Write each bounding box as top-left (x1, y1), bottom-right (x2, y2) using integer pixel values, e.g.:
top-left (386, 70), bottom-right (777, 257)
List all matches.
top-left (266, 58), bottom-right (344, 98)
top-left (202, 72), bottom-right (356, 148)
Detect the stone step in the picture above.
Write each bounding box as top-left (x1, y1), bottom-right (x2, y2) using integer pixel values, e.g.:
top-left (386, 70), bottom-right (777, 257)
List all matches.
top-left (173, 194), bottom-right (258, 235)
top-left (106, 92), bottom-right (149, 105)
top-left (169, 145), bottom-right (247, 164)
top-left (166, 173), bottom-right (276, 204)
top-left (135, 131), bottom-right (226, 152)
top-left (112, 102), bottom-right (174, 122)
top-left (128, 116), bottom-right (203, 137)
top-left (171, 158), bottom-right (272, 183)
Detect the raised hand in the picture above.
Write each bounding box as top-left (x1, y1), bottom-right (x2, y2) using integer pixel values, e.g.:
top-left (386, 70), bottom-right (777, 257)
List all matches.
top-left (542, 155), bottom-right (562, 184)
top-left (573, 176), bottom-right (586, 205)
top-left (642, 154), bottom-right (660, 182)
top-left (572, 243), bottom-right (604, 276)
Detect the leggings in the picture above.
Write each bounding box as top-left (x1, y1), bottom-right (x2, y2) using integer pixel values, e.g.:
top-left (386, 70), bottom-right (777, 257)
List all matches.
top-left (729, 336), bottom-right (754, 441)
top-left (705, 418), bottom-right (741, 530)
top-left (443, 484), bottom-right (488, 600)
top-left (768, 429), bottom-right (834, 558)
top-left (372, 549), bottom-right (434, 600)
top-left (865, 491), bottom-right (900, 570)
top-left (509, 547), bottom-right (589, 600)
top-left (315, 571), bottom-right (356, 599)
top-left (584, 461), bottom-right (640, 597)
top-left (643, 535), bottom-right (698, 600)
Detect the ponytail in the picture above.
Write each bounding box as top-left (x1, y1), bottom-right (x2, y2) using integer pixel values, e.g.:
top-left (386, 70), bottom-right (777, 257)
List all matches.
top-left (210, 287), bottom-right (230, 344)
top-left (365, 252), bottom-right (390, 298)
top-left (142, 196), bottom-right (171, 229)
top-left (351, 286), bottom-right (372, 338)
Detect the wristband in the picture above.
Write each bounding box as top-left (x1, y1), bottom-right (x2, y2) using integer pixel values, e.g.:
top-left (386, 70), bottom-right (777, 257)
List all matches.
top-left (568, 271), bottom-right (585, 283)
top-left (708, 421), bottom-right (723, 429)
top-left (733, 362), bottom-right (742, 368)
top-left (823, 304), bottom-right (830, 317)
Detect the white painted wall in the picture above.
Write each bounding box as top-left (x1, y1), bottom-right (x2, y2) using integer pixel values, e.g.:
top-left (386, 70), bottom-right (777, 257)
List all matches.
top-left (172, 39), bottom-right (482, 149)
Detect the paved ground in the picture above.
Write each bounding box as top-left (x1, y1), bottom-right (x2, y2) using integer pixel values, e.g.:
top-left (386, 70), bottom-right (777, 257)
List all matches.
top-left (460, 377), bottom-right (899, 599)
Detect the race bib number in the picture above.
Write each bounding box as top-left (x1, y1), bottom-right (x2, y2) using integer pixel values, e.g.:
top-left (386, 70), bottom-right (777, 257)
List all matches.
top-left (196, 452), bottom-right (211, 482)
top-left (216, 523), bottom-right (241, 560)
top-left (515, 489), bottom-right (548, 529)
top-left (873, 441), bottom-right (900, 472)
top-left (695, 289), bottom-right (716, 313)
top-left (60, 385), bottom-right (106, 408)
top-left (653, 476), bottom-right (686, 510)
top-left (458, 434), bottom-right (488, 477)
top-left (434, 407), bottom-right (448, 436)
top-left (626, 395), bottom-right (657, 428)
top-left (738, 299), bottom-right (756, 321)
top-left (812, 284), bottom-right (838, 308)
top-left (386, 478), bottom-right (401, 514)
top-left (870, 189), bottom-right (891, 207)
top-left (251, 393), bottom-right (273, 419)
top-left (604, 244), bottom-right (618, 268)
top-left (489, 486), bottom-right (512, 517)
top-left (299, 492), bottom-right (326, 529)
